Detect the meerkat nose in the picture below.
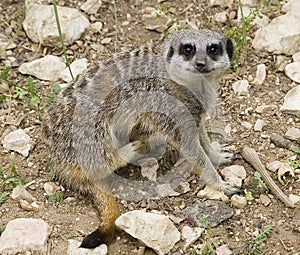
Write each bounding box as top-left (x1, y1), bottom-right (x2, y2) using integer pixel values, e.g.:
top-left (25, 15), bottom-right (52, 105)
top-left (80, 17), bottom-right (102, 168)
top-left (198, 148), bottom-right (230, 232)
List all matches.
top-left (195, 61), bottom-right (209, 73)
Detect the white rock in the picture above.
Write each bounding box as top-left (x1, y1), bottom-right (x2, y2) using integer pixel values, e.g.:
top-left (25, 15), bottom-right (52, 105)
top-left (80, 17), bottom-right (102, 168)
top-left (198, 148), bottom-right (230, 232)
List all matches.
top-left (231, 195), bottom-right (247, 209)
top-left (43, 182), bottom-right (60, 196)
top-left (19, 55), bottom-right (66, 81)
top-left (289, 194), bottom-right (300, 204)
top-left (68, 239), bottom-right (107, 255)
top-left (59, 58), bottom-right (88, 82)
top-left (220, 165), bottom-right (246, 188)
top-left (155, 183), bottom-right (180, 197)
top-left (255, 104), bottom-right (277, 113)
top-left (181, 226), bottom-right (204, 249)
top-left (216, 244), bottom-right (232, 255)
top-left (254, 119), bottom-right (265, 131)
top-left (2, 129), bottom-right (31, 157)
top-left (81, 0), bottom-right (102, 15)
top-left (285, 127), bottom-right (300, 141)
top-left (101, 37), bottom-right (112, 45)
top-left (90, 21), bottom-right (103, 33)
top-left (284, 62), bottom-right (300, 83)
top-left (280, 85), bottom-right (300, 117)
top-left (115, 210), bottom-right (180, 255)
top-left (197, 185), bottom-right (229, 202)
top-left (139, 157), bottom-right (159, 181)
top-left (232, 80), bottom-right (249, 96)
top-left (11, 186), bottom-right (33, 201)
top-left (241, 121), bottom-right (253, 130)
top-left (259, 194), bottom-right (271, 206)
top-left (252, 12), bottom-right (300, 55)
top-left (210, 0), bottom-right (233, 8)
top-left (0, 218), bottom-right (51, 255)
top-left (266, 161), bottom-right (283, 172)
top-left (253, 64), bottom-right (266, 85)
top-left (23, 4), bottom-right (90, 47)
top-left (282, 0), bottom-right (300, 15)
top-left (214, 12), bottom-right (227, 23)
top-left (292, 52), bottom-right (300, 62)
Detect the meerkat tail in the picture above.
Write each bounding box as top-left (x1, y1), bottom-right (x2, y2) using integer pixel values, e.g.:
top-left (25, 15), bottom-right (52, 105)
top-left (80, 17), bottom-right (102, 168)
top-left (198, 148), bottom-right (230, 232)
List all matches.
top-left (80, 180), bottom-right (119, 248)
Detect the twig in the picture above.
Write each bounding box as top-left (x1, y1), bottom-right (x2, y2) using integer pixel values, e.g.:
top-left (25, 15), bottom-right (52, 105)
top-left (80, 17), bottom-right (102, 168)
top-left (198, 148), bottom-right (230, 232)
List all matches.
top-left (241, 146), bottom-right (295, 208)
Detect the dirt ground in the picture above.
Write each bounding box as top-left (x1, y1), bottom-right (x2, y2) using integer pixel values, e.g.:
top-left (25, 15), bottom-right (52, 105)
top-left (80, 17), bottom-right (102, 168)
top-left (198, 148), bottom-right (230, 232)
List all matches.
top-left (0, 0), bottom-right (299, 254)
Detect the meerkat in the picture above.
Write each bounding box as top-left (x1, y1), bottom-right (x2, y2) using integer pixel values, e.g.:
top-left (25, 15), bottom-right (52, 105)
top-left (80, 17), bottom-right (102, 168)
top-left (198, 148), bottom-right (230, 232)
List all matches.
top-left (43, 29), bottom-right (240, 248)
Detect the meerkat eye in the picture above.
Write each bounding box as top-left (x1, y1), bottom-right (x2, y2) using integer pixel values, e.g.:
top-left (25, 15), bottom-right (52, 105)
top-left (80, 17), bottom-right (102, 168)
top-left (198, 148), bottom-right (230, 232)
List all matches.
top-left (179, 44), bottom-right (195, 57)
top-left (207, 44), bottom-right (220, 55)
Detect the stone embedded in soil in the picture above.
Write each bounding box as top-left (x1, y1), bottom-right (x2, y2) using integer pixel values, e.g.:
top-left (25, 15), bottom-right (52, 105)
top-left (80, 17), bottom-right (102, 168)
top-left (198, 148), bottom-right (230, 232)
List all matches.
top-left (280, 85), bottom-right (300, 117)
top-left (181, 226), bottom-right (204, 249)
top-left (139, 157), bottom-right (159, 181)
top-left (197, 185), bottom-right (229, 201)
top-left (0, 34), bottom-right (17, 50)
top-left (18, 55), bottom-right (66, 81)
top-left (1, 129), bottom-right (31, 157)
top-left (252, 10), bottom-right (300, 55)
top-left (266, 161), bottom-right (283, 172)
top-left (285, 127), bottom-right (300, 141)
top-left (181, 200), bottom-right (234, 228)
top-left (214, 12), bottom-right (227, 23)
top-left (253, 64), bottom-right (266, 85)
top-left (289, 194), bottom-right (300, 204)
top-left (284, 62), bottom-right (300, 83)
top-left (220, 165), bottom-right (247, 188)
top-left (43, 182), bottom-right (60, 196)
top-left (259, 194), bottom-right (272, 206)
top-left (80, 0), bottom-right (102, 15)
top-left (23, 3), bottom-right (89, 47)
top-left (59, 58), bottom-right (88, 82)
top-left (11, 186), bottom-right (33, 201)
top-left (115, 210), bottom-right (180, 255)
top-left (232, 80), bottom-right (249, 96)
top-left (67, 239), bottom-right (107, 255)
top-left (0, 218), bottom-right (51, 255)
top-left (231, 194), bottom-right (247, 209)
top-left (254, 119), bottom-right (265, 131)
top-left (216, 244), bottom-right (232, 255)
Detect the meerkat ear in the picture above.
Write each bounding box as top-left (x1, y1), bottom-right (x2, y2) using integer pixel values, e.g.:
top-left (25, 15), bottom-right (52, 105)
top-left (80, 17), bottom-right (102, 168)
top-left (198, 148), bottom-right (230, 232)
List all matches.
top-left (225, 38), bottom-right (234, 60)
top-left (166, 46), bottom-right (174, 62)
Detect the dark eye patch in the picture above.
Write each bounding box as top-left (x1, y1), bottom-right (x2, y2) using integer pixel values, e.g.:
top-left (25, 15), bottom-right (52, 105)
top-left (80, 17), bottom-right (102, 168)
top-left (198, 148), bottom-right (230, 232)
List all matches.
top-left (179, 43), bottom-right (196, 60)
top-left (207, 43), bottom-right (223, 60)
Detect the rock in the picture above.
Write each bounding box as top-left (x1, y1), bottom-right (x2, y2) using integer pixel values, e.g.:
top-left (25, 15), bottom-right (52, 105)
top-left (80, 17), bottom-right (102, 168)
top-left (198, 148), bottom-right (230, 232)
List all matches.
top-left (155, 183), bottom-right (180, 198)
top-left (231, 195), bottom-right (247, 209)
top-left (289, 194), bottom-right (300, 204)
top-left (0, 34), bottom-right (17, 50)
top-left (0, 218), bottom-right (51, 255)
top-left (241, 121), bottom-right (252, 130)
top-left (255, 104), bottom-right (277, 113)
top-left (101, 37), bottom-right (112, 45)
top-left (285, 127), bottom-right (300, 141)
top-left (197, 185), bottom-right (229, 201)
top-left (280, 85), bottom-right (300, 117)
top-left (214, 12), bottom-right (227, 23)
top-left (276, 55), bottom-right (288, 71)
top-left (80, 0), bottom-right (102, 14)
top-left (2, 129), bottom-right (31, 157)
top-left (19, 55), bottom-right (66, 81)
top-left (59, 58), bottom-right (88, 82)
top-left (220, 165), bottom-right (247, 188)
top-left (254, 119), bottom-right (265, 131)
top-left (181, 226), bottom-right (204, 249)
top-left (181, 201), bottom-right (234, 228)
top-left (284, 62), bottom-right (300, 83)
top-left (232, 80), bottom-right (249, 96)
top-left (11, 186), bottom-right (33, 201)
top-left (145, 16), bottom-right (171, 33)
top-left (68, 239), bottom-right (107, 255)
top-left (19, 200), bottom-right (40, 212)
top-left (115, 210), bottom-right (180, 255)
top-left (23, 3), bottom-right (89, 47)
top-left (90, 21), bottom-right (103, 33)
top-left (266, 161), bottom-right (283, 172)
top-left (209, 0), bottom-right (233, 8)
top-left (259, 194), bottom-right (271, 206)
top-left (43, 182), bottom-right (60, 196)
top-left (292, 52), bottom-right (300, 62)
top-left (252, 12), bottom-right (300, 55)
top-left (139, 158), bottom-right (159, 181)
top-left (253, 64), bottom-right (266, 85)
top-left (216, 244), bottom-right (232, 255)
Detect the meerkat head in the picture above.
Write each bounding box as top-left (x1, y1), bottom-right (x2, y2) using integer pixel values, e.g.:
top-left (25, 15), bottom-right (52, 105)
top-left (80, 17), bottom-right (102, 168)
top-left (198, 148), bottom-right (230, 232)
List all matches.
top-left (162, 29), bottom-right (233, 87)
